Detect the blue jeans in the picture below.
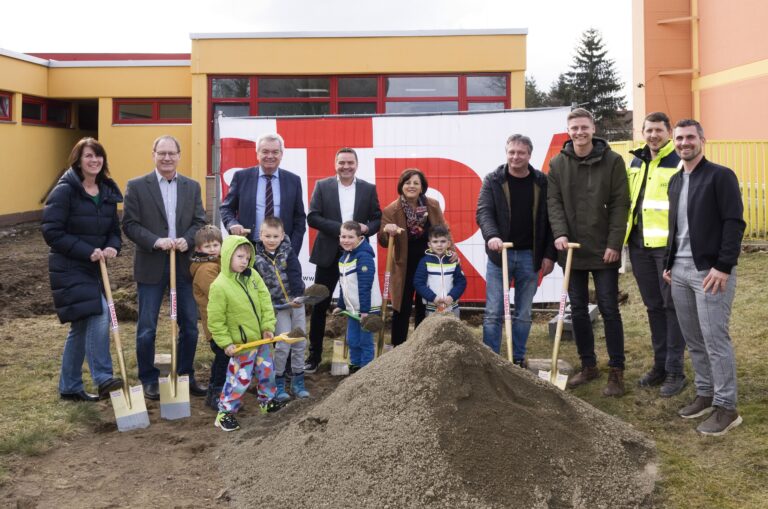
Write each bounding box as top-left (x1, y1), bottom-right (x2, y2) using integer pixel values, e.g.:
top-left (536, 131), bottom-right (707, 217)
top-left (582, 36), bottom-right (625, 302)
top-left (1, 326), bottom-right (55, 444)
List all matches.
top-left (569, 268), bottom-right (625, 369)
top-left (59, 295), bottom-right (114, 393)
top-left (136, 260), bottom-right (199, 384)
top-left (482, 250), bottom-right (539, 361)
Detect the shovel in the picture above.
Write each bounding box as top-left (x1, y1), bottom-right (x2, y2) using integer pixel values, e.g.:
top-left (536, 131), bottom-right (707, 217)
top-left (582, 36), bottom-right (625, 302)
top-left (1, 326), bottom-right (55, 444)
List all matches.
top-left (501, 242), bottom-right (514, 362)
top-left (98, 259), bottom-right (150, 432)
top-left (538, 243), bottom-right (580, 390)
top-left (299, 284), bottom-right (330, 306)
top-left (339, 310), bottom-right (384, 333)
top-left (232, 329), bottom-right (307, 354)
top-left (159, 248), bottom-right (191, 420)
top-left (377, 231), bottom-right (399, 357)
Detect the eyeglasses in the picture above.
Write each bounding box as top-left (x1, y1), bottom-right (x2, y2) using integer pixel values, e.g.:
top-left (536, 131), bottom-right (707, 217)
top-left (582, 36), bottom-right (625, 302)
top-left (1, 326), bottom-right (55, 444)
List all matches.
top-left (155, 151), bottom-right (180, 158)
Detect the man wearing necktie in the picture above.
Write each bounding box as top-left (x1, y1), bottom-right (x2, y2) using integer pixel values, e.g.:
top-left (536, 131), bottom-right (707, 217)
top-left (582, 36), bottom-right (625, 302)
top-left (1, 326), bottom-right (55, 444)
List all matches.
top-left (220, 133), bottom-right (307, 257)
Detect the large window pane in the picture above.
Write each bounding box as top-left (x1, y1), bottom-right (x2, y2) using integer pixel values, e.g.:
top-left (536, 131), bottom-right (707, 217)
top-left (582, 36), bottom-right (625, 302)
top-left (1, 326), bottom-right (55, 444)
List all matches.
top-left (468, 102), bottom-right (505, 111)
top-left (339, 78), bottom-right (378, 97)
top-left (22, 102), bottom-right (42, 121)
top-left (339, 102), bottom-right (377, 115)
top-left (119, 103), bottom-right (152, 120)
top-left (258, 78), bottom-right (330, 98)
top-left (47, 103), bottom-right (69, 124)
top-left (212, 78), bottom-right (250, 98)
top-left (467, 76), bottom-right (507, 96)
top-left (258, 102), bottom-right (330, 116)
top-left (385, 101), bottom-right (458, 114)
top-left (159, 103), bottom-right (192, 120)
top-left (385, 77), bottom-right (458, 98)
top-left (213, 103), bottom-right (250, 118)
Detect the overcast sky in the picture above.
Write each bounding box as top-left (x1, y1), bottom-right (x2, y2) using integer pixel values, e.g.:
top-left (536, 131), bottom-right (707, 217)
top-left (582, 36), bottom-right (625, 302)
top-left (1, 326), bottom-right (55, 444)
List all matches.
top-left (2, 0), bottom-right (633, 107)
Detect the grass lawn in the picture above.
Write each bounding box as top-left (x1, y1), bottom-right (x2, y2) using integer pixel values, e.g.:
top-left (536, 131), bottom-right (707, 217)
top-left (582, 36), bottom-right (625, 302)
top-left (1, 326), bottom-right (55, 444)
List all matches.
top-left (1, 251), bottom-right (767, 508)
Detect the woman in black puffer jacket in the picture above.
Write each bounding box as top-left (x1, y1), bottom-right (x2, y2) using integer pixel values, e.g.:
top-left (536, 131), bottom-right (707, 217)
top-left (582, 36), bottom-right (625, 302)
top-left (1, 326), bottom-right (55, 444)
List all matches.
top-left (42, 138), bottom-right (124, 402)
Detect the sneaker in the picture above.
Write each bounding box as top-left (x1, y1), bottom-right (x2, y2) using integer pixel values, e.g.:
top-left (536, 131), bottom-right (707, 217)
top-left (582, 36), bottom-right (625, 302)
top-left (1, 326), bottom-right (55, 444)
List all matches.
top-left (659, 373), bottom-right (687, 398)
top-left (602, 367), bottom-right (625, 397)
top-left (349, 364), bottom-right (361, 374)
top-left (259, 399), bottom-right (286, 415)
top-left (678, 395), bottom-right (714, 419)
top-left (304, 359), bottom-right (320, 374)
top-left (214, 412), bottom-right (240, 432)
top-left (696, 406), bottom-right (743, 436)
top-left (513, 358), bottom-right (529, 369)
top-left (567, 365), bottom-right (601, 388)
top-left (637, 367), bottom-right (666, 387)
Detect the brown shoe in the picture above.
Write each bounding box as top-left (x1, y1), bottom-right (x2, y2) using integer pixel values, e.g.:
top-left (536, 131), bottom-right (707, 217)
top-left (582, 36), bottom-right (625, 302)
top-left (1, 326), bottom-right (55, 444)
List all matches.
top-left (567, 365), bottom-right (601, 388)
top-left (678, 395), bottom-right (714, 419)
top-left (602, 367), bottom-right (625, 397)
top-left (696, 406), bottom-right (742, 436)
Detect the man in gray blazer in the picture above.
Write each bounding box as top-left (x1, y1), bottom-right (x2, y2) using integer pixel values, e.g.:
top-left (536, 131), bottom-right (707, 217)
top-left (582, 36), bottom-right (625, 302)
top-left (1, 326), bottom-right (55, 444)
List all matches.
top-left (122, 135), bottom-right (207, 400)
top-left (305, 147), bottom-right (381, 372)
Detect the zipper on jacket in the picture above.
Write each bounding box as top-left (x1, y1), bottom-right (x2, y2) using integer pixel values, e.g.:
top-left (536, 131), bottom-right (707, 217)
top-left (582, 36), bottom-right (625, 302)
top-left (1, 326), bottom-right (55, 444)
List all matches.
top-left (236, 275), bottom-right (262, 333)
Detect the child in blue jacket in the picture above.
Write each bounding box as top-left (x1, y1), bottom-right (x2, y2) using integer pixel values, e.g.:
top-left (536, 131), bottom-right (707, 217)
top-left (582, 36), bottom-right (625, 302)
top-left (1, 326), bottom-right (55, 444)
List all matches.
top-left (414, 224), bottom-right (467, 317)
top-left (334, 221), bottom-right (382, 371)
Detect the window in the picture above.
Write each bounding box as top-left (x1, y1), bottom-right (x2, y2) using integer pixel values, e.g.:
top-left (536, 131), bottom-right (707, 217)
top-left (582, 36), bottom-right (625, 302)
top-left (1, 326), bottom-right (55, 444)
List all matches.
top-left (22, 96), bottom-right (71, 127)
top-left (0, 91), bottom-right (11, 121)
top-left (113, 99), bottom-right (191, 124)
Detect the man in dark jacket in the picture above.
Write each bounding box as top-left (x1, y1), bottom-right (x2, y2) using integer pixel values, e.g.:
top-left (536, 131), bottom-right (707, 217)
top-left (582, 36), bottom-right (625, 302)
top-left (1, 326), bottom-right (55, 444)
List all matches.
top-left (663, 119), bottom-right (745, 436)
top-left (122, 135), bottom-right (207, 400)
top-left (476, 134), bottom-right (555, 366)
top-left (304, 148), bottom-right (381, 372)
top-left (626, 112), bottom-right (687, 397)
top-left (547, 108), bottom-right (630, 397)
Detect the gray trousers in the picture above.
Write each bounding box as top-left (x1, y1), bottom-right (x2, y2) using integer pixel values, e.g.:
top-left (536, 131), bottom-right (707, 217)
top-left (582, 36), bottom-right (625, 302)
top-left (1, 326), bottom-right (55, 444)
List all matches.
top-left (671, 257), bottom-right (738, 409)
top-left (273, 307), bottom-right (307, 376)
top-left (629, 245), bottom-right (686, 374)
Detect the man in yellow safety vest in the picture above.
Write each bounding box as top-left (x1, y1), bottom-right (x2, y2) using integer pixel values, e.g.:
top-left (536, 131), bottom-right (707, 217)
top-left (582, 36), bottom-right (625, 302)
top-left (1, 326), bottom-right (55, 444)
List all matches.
top-left (626, 111), bottom-right (686, 397)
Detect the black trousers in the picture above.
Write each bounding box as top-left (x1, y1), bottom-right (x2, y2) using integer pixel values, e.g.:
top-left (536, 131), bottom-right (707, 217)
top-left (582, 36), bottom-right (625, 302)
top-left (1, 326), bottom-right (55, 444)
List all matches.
top-left (308, 258), bottom-right (341, 364)
top-left (209, 340), bottom-right (229, 391)
top-left (391, 242), bottom-right (427, 346)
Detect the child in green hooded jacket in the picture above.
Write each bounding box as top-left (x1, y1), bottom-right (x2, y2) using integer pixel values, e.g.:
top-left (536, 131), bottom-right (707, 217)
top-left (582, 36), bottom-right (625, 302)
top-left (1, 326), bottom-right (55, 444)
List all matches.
top-left (207, 235), bottom-right (283, 432)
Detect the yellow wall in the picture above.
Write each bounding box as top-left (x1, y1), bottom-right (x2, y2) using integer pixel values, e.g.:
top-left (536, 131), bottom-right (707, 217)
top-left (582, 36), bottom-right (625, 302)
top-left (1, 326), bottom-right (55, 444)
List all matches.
top-left (0, 94), bottom-right (94, 218)
top-left (0, 54), bottom-right (48, 96)
top-left (48, 66), bottom-right (190, 98)
top-left (96, 98), bottom-right (193, 194)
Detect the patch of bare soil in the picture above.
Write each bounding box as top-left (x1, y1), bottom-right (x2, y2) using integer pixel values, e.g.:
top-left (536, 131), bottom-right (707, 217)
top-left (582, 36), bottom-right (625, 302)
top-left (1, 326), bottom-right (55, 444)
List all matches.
top-left (221, 315), bottom-right (657, 509)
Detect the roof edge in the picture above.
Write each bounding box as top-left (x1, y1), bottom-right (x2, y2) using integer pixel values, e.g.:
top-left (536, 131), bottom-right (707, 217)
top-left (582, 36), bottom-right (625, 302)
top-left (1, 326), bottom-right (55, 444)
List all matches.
top-left (190, 28), bottom-right (527, 40)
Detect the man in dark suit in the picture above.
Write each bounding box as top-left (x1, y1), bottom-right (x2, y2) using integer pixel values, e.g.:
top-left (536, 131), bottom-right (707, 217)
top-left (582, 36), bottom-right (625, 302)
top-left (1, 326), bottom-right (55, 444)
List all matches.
top-left (305, 147), bottom-right (381, 372)
top-left (122, 135), bottom-right (207, 400)
top-left (220, 133), bottom-right (306, 255)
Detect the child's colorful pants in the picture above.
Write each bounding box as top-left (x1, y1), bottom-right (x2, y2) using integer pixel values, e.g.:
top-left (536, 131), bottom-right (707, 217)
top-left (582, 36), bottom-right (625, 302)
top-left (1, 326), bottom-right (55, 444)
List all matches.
top-left (347, 318), bottom-right (374, 367)
top-left (218, 343), bottom-right (276, 413)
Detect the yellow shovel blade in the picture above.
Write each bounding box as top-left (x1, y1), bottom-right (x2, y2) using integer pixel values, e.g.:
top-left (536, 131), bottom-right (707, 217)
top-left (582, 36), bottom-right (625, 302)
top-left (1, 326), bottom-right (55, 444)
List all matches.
top-left (159, 375), bottom-right (191, 420)
top-left (538, 370), bottom-right (568, 391)
top-left (110, 385), bottom-right (150, 431)
top-left (330, 339), bottom-right (349, 376)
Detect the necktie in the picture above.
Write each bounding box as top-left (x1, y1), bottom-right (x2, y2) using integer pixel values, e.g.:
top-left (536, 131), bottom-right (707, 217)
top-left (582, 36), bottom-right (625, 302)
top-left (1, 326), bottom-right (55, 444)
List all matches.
top-left (265, 174), bottom-right (274, 218)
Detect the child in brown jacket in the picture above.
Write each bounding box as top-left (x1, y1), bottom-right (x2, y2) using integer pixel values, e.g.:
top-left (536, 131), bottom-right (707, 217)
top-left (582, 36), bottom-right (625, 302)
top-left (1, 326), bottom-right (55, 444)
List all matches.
top-left (189, 225), bottom-right (223, 410)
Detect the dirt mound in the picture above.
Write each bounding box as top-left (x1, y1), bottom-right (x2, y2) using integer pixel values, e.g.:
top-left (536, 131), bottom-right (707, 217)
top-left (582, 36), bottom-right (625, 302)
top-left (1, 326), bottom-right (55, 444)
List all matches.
top-left (219, 315), bottom-right (656, 508)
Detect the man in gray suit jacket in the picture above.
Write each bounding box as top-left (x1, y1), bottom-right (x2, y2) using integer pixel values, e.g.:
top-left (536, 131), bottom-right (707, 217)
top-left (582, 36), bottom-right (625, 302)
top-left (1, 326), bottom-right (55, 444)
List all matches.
top-left (305, 147), bottom-right (381, 372)
top-left (122, 135), bottom-right (207, 400)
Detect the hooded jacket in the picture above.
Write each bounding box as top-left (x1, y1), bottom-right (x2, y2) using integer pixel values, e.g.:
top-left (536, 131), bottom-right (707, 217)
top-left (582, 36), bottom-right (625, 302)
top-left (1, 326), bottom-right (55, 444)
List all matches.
top-left (338, 239), bottom-right (382, 314)
top-left (207, 235), bottom-right (276, 350)
top-left (475, 163), bottom-right (556, 270)
top-left (252, 236), bottom-right (305, 307)
top-left (547, 138), bottom-right (630, 270)
top-left (42, 168), bottom-right (123, 324)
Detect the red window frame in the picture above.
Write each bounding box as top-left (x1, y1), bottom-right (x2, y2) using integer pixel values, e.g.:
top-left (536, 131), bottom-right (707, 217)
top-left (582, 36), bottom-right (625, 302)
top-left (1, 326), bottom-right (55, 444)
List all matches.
top-left (0, 91), bottom-right (12, 121)
top-left (207, 72), bottom-right (510, 174)
top-left (113, 98), bottom-right (192, 124)
top-left (21, 95), bottom-right (71, 127)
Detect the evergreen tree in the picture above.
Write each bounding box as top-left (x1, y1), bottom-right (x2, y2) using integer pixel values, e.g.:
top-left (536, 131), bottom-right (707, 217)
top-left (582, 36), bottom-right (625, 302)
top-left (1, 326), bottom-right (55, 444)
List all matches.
top-left (525, 76), bottom-right (548, 108)
top-left (565, 28), bottom-right (629, 139)
top-left (548, 73), bottom-right (574, 107)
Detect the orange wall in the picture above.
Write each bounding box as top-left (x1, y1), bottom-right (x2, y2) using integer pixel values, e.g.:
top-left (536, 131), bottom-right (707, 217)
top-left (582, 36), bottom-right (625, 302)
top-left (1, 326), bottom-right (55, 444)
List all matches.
top-left (641, 0), bottom-right (692, 125)
top-left (698, 0), bottom-right (768, 75)
top-left (699, 75), bottom-right (768, 139)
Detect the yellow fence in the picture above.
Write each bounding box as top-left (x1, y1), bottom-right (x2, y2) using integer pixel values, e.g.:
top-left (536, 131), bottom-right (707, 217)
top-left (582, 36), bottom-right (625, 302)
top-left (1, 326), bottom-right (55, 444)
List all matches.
top-left (611, 140), bottom-right (768, 241)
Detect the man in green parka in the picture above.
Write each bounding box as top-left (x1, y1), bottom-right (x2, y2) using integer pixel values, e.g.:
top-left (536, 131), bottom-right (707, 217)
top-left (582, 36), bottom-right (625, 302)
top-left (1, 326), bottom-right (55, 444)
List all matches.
top-left (547, 108), bottom-right (630, 397)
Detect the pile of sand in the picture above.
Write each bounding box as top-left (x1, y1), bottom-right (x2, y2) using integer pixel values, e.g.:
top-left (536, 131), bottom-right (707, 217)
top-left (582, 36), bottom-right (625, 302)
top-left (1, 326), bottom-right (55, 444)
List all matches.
top-left (219, 315), bottom-right (656, 508)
